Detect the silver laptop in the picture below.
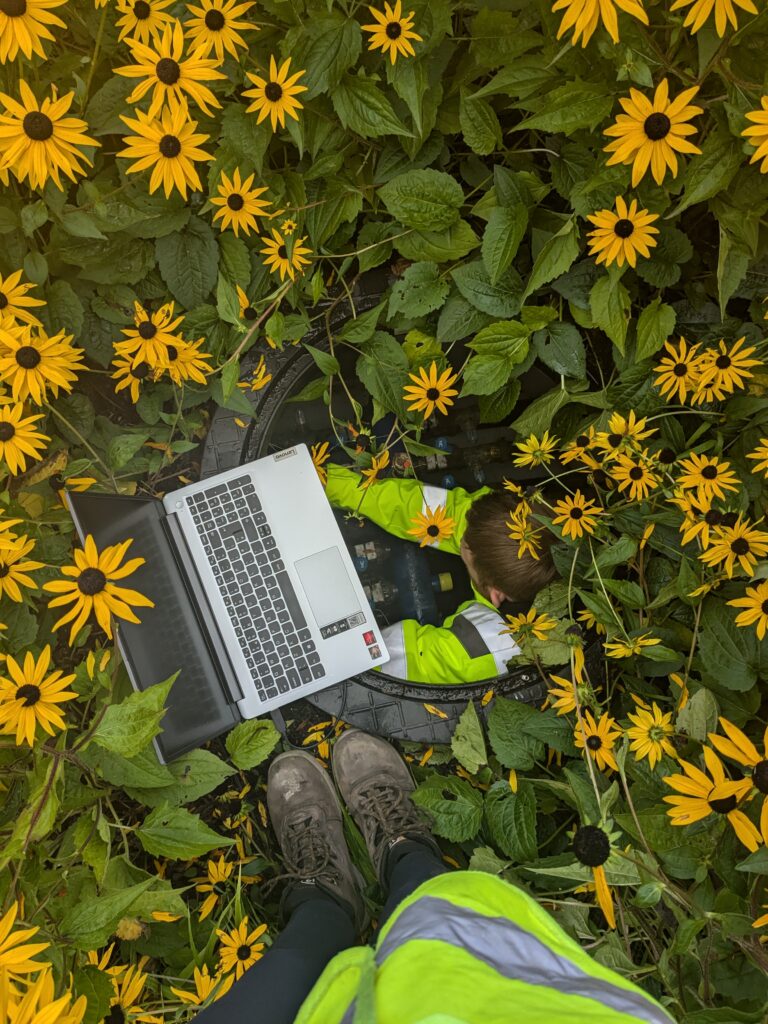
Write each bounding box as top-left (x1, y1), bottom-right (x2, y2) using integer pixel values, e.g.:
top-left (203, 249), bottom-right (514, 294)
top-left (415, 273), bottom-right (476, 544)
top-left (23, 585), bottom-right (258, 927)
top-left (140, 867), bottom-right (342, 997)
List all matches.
top-left (68, 444), bottom-right (389, 762)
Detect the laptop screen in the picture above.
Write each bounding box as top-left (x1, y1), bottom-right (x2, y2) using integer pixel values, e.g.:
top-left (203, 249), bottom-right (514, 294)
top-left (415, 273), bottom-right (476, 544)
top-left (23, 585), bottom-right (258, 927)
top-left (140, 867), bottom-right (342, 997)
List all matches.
top-left (67, 492), bottom-right (238, 763)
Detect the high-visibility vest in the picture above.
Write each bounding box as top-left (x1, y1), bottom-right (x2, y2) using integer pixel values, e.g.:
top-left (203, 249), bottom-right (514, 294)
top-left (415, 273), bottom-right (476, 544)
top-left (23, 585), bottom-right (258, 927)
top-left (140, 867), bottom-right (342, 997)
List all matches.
top-left (325, 465), bottom-right (521, 684)
top-left (295, 872), bottom-right (675, 1024)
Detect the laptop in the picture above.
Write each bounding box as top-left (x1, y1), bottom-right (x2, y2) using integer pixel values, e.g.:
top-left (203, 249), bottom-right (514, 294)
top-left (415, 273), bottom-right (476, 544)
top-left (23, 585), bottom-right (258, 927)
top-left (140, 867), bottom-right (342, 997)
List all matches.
top-left (68, 444), bottom-right (389, 763)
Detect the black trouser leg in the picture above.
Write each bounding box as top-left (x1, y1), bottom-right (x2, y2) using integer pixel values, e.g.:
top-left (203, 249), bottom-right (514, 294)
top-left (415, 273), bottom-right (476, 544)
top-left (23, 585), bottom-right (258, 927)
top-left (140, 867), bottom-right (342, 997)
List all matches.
top-left (378, 839), bottom-right (448, 929)
top-left (193, 887), bottom-right (357, 1024)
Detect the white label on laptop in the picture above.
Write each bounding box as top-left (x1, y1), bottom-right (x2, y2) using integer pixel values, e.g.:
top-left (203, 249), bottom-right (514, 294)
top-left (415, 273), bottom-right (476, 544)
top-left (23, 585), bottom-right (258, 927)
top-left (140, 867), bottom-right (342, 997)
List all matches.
top-left (273, 447), bottom-right (297, 461)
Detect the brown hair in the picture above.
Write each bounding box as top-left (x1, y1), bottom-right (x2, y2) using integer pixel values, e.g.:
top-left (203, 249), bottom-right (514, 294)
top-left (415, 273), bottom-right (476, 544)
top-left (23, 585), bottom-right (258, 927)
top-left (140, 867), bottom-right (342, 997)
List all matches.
top-left (462, 490), bottom-right (558, 602)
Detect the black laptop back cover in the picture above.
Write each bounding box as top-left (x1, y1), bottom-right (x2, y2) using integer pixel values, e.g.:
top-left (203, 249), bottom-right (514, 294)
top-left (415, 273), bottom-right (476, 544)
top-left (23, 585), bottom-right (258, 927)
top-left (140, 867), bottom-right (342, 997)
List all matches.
top-left (68, 491), bottom-right (238, 763)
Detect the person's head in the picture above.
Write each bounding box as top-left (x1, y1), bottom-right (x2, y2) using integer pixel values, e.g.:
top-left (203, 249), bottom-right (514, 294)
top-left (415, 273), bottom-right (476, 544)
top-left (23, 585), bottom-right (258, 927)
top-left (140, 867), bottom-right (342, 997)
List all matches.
top-left (460, 490), bottom-right (558, 607)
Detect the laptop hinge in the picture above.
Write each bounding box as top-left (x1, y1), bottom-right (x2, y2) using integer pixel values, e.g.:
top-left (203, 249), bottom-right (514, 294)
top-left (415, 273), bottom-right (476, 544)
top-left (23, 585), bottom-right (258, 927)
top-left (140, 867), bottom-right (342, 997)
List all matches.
top-left (162, 510), bottom-right (244, 705)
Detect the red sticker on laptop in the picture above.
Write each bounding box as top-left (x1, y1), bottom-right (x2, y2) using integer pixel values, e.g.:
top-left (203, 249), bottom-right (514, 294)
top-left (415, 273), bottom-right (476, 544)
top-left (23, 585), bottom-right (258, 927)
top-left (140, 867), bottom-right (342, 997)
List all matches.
top-left (363, 630), bottom-right (376, 645)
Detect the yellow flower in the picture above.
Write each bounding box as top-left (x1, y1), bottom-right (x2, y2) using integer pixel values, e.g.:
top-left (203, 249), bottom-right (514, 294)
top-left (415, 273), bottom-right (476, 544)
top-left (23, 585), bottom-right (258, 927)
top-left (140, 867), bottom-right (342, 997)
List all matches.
top-left (653, 337), bottom-right (705, 404)
top-left (184, 0), bottom-right (255, 60)
top-left (546, 675), bottom-right (579, 715)
top-left (512, 429), bottom-right (559, 468)
top-left (692, 337), bottom-right (760, 401)
top-left (699, 515), bottom-right (768, 578)
top-left (116, 301), bottom-right (186, 369)
top-left (112, 354), bottom-right (151, 403)
top-left (669, 672), bottom-right (689, 710)
top-left (242, 55), bottom-right (307, 131)
top-left (609, 452), bottom-right (660, 502)
top-left (0, 901), bottom-right (49, 976)
top-left (577, 607), bottom-right (606, 635)
top-left (360, 449), bottom-right (389, 489)
top-left (727, 580), bottom-right (768, 640)
top-left (311, 441), bottom-right (331, 486)
top-left (403, 361), bottom-right (459, 420)
top-left (572, 824), bottom-right (616, 929)
top-left (625, 702), bottom-right (675, 769)
top-left (407, 504), bottom-right (455, 547)
top-left (0, 645), bottom-right (77, 746)
top-left (280, 218), bottom-right (297, 235)
top-left (746, 437), bottom-right (768, 477)
top-left (587, 196), bottom-right (659, 268)
top-left (239, 354), bottom-right (271, 392)
top-left (506, 501), bottom-right (544, 561)
top-left (604, 78), bottom-right (703, 187)
top-left (44, 534), bottom-right (155, 644)
top-left (116, 0), bottom-right (175, 45)
top-left (119, 99), bottom-right (212, 200)
top-left (260, 228), bottom-right (312, 281)
top-left (671, 0), bottom-right (757, 36)
top-left (0, 534), bottom-right (43, 602)
top-left (552, 0), bottom-right (648, 46)
top-left (156, 336), bottom-right (213, 386)
top-left (2, 968), bottom-right (87, 1024)
top-left (0, 271), bottom-right (45, 328)
top-left (109, 957), bottom-right (159, 1022)
top-left (170, 964), bottom-right (234, 1006)
top-left (362, 0), bottom-right (422, 63)
top-left (592, 410), bottom-right (657, 456)
top-left (0, 323), bottom-right (83, 405)
top-left (237, 286), bottom-right (258, 324)
top-left (216, 917), bottom-right (267, 979)
top-left (603, 633), bottom-right (661, 658)
top-left (211, 168), bottom-right (271, 237)
top-left (574, 710), bottom-right (622, 772)
top-left (742, 95), bottom-right (768, 174)
top-left (502, 608), bottom-right (558, 642)
top-left (0, 403), bottom-right (49, 476)
top-left (0, 0), bottom-right (66, 62)
top-left (551, 490), bottom-right (604, 540)
top-left (196, 855), bottom-right (234, 921)
top-left (85, 942), bottom-right (125, 976)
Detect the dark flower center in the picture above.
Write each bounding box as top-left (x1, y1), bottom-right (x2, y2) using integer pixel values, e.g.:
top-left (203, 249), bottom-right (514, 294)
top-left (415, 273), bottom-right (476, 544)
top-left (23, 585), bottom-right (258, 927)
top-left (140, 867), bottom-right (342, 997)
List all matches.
top-left (572, 824), bottom-right (610, 867)
top-left (133, 0), bottom-right (150, 17)
top-left (133, 361), bottom-right (150, 379)
top-left (753, 760), bottom-right (768, 794)
top-left (576, 434), bottom-right (589, 447)
top-left (708, 794), bottom-right (737, 814)
top-left (236, 943), bottom-right (252, 960)
top-left (166, 345), bottom-right (178, 361)
top-left (730, 538), bottom-right (750, 555)
top-left (586, 735), bottom-right (602, 750)
top-left (15, 345), bottom-right (41, 369)
top-left (0, 292), bottom-right (7, 309)
top-left (427, 524), bottom-right (439, 537)
top-left (265, 82), bottom-right (283, 102)
top-left (426, 388), bottom-right (440, 401)
top-left (227, 193), bottom-right (245, 211)
top-left (16, 683), bottom-right (41, 707)
top-left (606, 432), bottom-right (622, 448)
top-left (673, 362), bottom-right (688, 377)
top-left (0, 422), bottom-right (15, 442)
top-left (715, 355), bottom-right (731, 369)
top-left (204, 8), bottom-right (225, 29)
top-left (613, 218), bottom-right (634, 239)
top-left (704, 510), bottom-right (722, 525)
top-left (156, 57), bottom-right (181, 84)
top-left (644, 112), bottom-right (671, 141)
top-left (569, 507), bottom-right (583, 519)
top-left (244, 306), bottom-right (257, 320)
top-left (23, 111), bottom-right (53, 141)
top-left (629, 467), bottom-right (644, 480)
top-left (105, 1007), bottom-right (126, 1024)
top-left (277, 245), bottom-right (288, 259)
top-left (0, 0), bottom-right (27, 16)
top-left (0, 563), bottom-right (8, 576)
top-left (138, 321), bottom-right (157, 339)
top-left (386, 20), bottom-right (402, 38)
top-left (761, 600), bottom-right (768, 616)
top-left (658, 448), bottom-right (676, 464)
top-left (701, 465), bottom-right (718, 480)
top-left (159, 133), bottom-right (182, 158)
top-left (78, 567), bottom-right (107, 595)
top-left (49, 473), bottom-right (64, 492)
top-left (721, 512), bottom-right (738, 528)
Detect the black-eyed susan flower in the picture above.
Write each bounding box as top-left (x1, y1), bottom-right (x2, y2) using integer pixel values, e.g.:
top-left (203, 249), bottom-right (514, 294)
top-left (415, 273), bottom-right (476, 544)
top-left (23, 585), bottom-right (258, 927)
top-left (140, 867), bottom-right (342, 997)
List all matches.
top-left (116, 21), bottom-right (225, 118)
top-left (572, 823), bottom-right (616, 929)
top-left (663, 746), bottom-right (761, 851)
top-left (586, 196), bottom-right (659, 269)
top-left (0, 325), bottom-right (83, 405)
top-left (86, 942), bottom-right (125, 977)
top-left (746, 437), bottom-right (768, 477)
top-left (513, 429), bottom-right (559, 467)
top-left (610, 452), bottom-right (659, 501)
top-left (0, 272), bottom-right (45, 328)
top-left (0, 645), bottom-right (76, 746)
top-left (742, 95), bottom-right (768, 174)
top-left (236, 285), bottom-right (258, 324)
top-left (280, 217), bottom-right (297, 235)
top-left (0, 81), bottom-right (98, 190)
top-left (604, 78), bottom-right (703, 187)
top-left (108, 957), bottom-right (160, 1022)
top-left (727, 580), bottom-right (768, 640)
top-left (239, 354), bottom-right (272, 392)
top-left (217, 917), bottom-right (267, 979)
top-left (708, 718), bottom-right (768, 828)
top-left (0, 0), bottom-right (66, 63)
top-left (156, 337), bottom-right (212, 386)
top-left (676, 451), bottom-right (740, 503)
top-left (0, 403), bottom-right (48, 475)
top-left (653, 336), bottom-right (705, 404)
top-left (593, 410), bottom-right (657, 457)
top-left (560, 426), bottom-right (598, 465)
top-left (360, 449), bottom-right (389, 489)
top-left (0, 535), bottom-right (42, 602)
top-left (170, 964), bottom-right (234, 1006)
top-left (362, 0), bottom-right (422, 63)
top-left (3, 966), bottom-right (87, 1022)
top-left (119, 99), bottom-right (212, 199)
top-left (626, 701), bottom-right (675, 769)
top-left (196, 855), bottom-right (234, 921)
top-left (112, 355), bottom-right (151, 404)
top-left (403, 361), bottom-right (459, 420)
top-left (242, 55), bottom-right (307, 131)
top-left (546, 670), bottom-right (600, 716)
top-left (311, 441), bottom-right (330, 486)
top-left (574, 710), bottom-right (622, 772)
top-left (506, 502), bottom-right (544, 561)
top-left (117, 301), bottom-right (187, 369)
top-left (604, 633), bottom-right (661, 658)
top-left (670, 489), bottom-right (724, 548)
top-left (115, 0), bottom-right (174, 44)
top-left (577, 607), bottom-right (606, 636)
top-left (503, 608), bottom-right (558, 642)
top-left (551, 490), bottom-right (604, 540)
top-left (671, 0), bottom-right (757, 36)
top-left (408, 504), bottom-right (456, 547)
top-left (0, 901), bottom-right (49, 975)
top-left (552, 0), bottom-right (648, 46)
top-left (693, 337), bottom-right (761, 401)
top-left (260, 228), bottom-right (312, 281)
top-left (211, 169), bottom-right (271, 237)
top-left (699, 515), bottom-right (768, 578)
top-left (44, 535), bottom-right (154, 645)
top-left (185, 0), bottom-right (254, 60)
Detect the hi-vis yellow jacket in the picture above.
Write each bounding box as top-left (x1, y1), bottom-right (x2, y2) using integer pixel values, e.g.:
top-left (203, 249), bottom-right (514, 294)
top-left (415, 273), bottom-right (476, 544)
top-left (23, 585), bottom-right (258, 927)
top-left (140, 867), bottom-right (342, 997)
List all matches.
top-left (295, 872), bottom-right (675, 1024)
top-left (325, 465), bottom-right (521, 684)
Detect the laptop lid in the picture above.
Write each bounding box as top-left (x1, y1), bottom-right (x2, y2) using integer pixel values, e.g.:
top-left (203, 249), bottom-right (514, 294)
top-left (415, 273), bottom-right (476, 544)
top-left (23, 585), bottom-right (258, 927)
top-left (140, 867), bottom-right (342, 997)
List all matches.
top-left (67, 491), bottom-right (239, 763)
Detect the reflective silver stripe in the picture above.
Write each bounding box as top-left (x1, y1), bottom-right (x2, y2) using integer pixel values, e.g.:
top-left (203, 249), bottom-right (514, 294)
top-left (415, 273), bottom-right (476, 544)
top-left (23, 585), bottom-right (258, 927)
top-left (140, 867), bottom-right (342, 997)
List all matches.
top-left (380, 621), bottom-right (408, 678)
top-left (458, 603), bottom-right (521, 675)
top-left (376, 897), bottom-right (674, 1024)
top-left (448, 615), bottom-right (489, 660)
top-left (422, 484), bottom-right (447, 515)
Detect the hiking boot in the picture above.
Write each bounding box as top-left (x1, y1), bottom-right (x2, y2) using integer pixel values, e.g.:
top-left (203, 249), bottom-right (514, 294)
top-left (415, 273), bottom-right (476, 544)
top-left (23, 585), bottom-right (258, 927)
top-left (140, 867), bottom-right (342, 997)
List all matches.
top-left (332, 729), bottom-right (441, 883)
top-left (267, 750), bottom-right (367, 931)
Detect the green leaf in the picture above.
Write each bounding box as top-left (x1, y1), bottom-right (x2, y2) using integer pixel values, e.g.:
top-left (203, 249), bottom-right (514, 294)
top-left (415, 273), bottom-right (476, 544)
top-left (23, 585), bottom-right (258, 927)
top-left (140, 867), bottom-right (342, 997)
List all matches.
top-left (676, 687), bottom-right (719, 742)
top-left (437, 294), bottom-right (492, 344)
top-left (469, 8), bottom-right (542, 68)
top-left (735, 847), bottom-right (768, 874)
top-left (478, 379), bottom-right (521, 423)
top-left (699, 597), bottom-right (764, 691)
top-left (590, 274), bottom-right (631, 354)
top-left (91, 676), bottom-right (175, 759)
top-left (533, 322), bottom-right (586, 378)
top-left (451, 702), bottom-right (487, 774)
top-left (460, 354), bottom-right (509, 397)
top-left (61, 878), bottom-right (156, 949)
top-left (136, 804), bottom-right (235, 859)
top-left (108, 431), bottom-right (150, 469)
top-left (452, 261), bottom-right (523, 317)
top-left (218, 232), bottom-right (251, 287)
top-left (590, 535), bottom-right (638, 574)
top-left (60, 210), bottom-right (107, 240)
top-left (636, 298), bottom-right (676, 361)
top-left (332, 73), bottom-right (411, 139)
top-left (522, 219), bottom-right (580, 303)
top-left (219, 103), bottom-right (271, 173)
top-left (488, 698), bottom-right (543, 770)
top-left (156, 217), bottom-right (219, 309)
top-left (304, 343), bottom-right (340, 376)
top-left (412, 774), bottom-right (484, 843)
top-left (339, 300), bottom-right (386, 344)
top-left (482, 206), bottom-right (528, 286)
top-left (221, 360), bottom-right (242, 402)
top-left (81, 746), bottom-right (175, 789)
top-left (717, 229), bottom-right (750, 320)
top-left (126, 749), bottom-right (235, 807)
top-left (297, 14), bottom-right (362, 99)
top-left (73, 965), bottom-right (115, 1024)
top-left (86, 75), bottom-right (134, 135)
top-left (468, 320), bottom-right (530, 361)
top-left (395, 220), bottom-right (479, 263)
top-left (388, 261), bottom-right (449, 318)
top-left (356, 222), bottom-right (395, 273)
top-left (459, 89), bottom-right (502, 155)
top-left (635, 227), bottom-right (693, 288)
top-left (39, 280), bottom-right (85, 340)
top-left (379, 169), bottom-right (464, 231)
top-left (216, 274), bottom-right (242, 327)
top-left (21, 200), bottom-right (48, 237)
top-left (601, 578), bottom-right (646, 609)
top-left (669, 129), bottom-right (742, 218)
top-left (225, 717), bottom-right (281, 770)
top-left (516, 85), bottom-right (613, 134)
top-left (484, 780), bottom-right (538, 861)
top-left (356, 331), bottom-right (410, 420)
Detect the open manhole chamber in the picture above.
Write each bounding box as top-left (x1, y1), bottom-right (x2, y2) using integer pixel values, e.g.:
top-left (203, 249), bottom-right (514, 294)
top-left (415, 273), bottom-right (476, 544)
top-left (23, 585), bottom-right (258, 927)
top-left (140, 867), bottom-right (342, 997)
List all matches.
top-left (201, 269), bottom-right (604, 744)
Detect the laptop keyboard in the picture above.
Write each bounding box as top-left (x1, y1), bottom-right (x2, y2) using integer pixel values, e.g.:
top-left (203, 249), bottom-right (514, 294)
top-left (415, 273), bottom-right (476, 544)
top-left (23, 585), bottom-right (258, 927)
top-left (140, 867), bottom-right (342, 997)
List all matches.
top-left (186, 475), bottom-right (326, 702)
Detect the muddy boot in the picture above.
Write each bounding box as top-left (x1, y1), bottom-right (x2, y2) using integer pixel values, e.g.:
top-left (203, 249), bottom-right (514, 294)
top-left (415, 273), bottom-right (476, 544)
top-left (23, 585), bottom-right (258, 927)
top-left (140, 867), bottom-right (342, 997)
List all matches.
top-left (331, 729), bottom-right (441, 883)
top-left (267, 750), bottom-right (367, 931)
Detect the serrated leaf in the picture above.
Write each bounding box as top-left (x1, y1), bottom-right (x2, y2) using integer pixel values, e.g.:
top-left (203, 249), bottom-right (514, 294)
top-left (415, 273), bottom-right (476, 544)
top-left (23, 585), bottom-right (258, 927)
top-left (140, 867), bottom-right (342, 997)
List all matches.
top-left (136, 804), bottom-right (235, 859)
top-left (460, 354), bottom-right (509, 396)
top-left (61, 878), bottom-right (156, 949)
top-left (412, 774), bottom-right (483, 842)
top-left (333, 74), bottom-right (411, 139)
top-left (156, 217), bottom-right (219, 309)
top-left (636, 298), bottom-right (676, 361)
top-left (488, 698), bottom-right (543, 770)
top-left (459, 89), bottom-right (502, 155)
top-left (516, 86), bottom-right (613, 134)
top-left (91, 676), bottom-right (175, 759)
top-left (482, 206), bottom-right (528, 285)
top-left (395, 219), bottom-right (479, 263)
top-left (452, 261), bottom-right (523, 317)
top-left (484, 780), bottom-right (537, 861)
top-left (533, 322), bottom-right (586, 378)
top-left (379, 168), bottom-right (464, 231)
top-left (126, 749), bottom-right (235, 807)
top-left (388, 261), bottom-right (449, 318)
top-left (590, 274), bottom-right (631, 354)
top-left (522, 219), bottom-right (580, 302)
top-left (451, 701), bottom-right (487, 773)
top-left (676, 687), bottom-right (718, 742)
top-left (225, 718), bottom-right (281, 769)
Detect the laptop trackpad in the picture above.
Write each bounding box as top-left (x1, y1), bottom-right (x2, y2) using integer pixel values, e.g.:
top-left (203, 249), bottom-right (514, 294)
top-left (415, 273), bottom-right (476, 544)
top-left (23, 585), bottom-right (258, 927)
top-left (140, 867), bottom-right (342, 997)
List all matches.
top-left (294, 546), bottom-right (361, 634)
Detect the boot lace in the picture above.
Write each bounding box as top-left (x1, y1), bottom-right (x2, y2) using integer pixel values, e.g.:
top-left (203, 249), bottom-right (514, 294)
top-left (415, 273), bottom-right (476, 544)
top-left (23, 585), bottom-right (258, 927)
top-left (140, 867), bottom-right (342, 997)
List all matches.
top-left (356, 782), bottom-right (425, 847)
top-left (281, 813), bottom-right (342, 884)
